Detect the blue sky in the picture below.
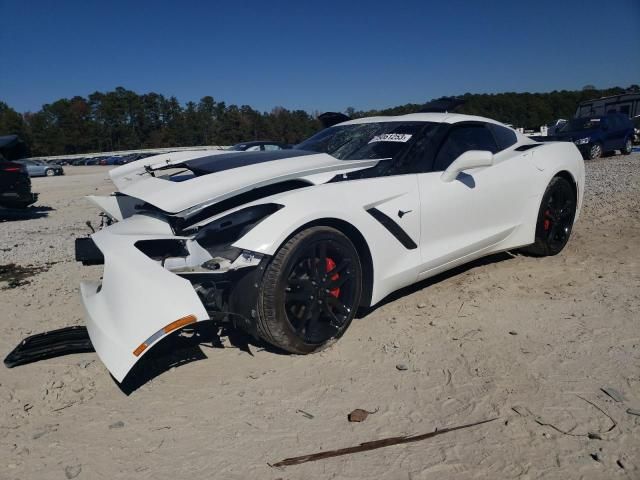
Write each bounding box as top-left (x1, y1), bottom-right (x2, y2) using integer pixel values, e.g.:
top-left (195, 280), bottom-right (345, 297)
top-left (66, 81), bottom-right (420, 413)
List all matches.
top-left (2, 0), bottom-right (639, 113)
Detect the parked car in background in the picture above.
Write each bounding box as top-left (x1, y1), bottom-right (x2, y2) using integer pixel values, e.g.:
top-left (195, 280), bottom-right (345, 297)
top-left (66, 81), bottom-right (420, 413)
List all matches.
top-left (227, 141), bottom-right (290, 151)
top-left (14, 159), bottom-right (64, 177)
top-left (0, 160), bottom-right (38, 208)
top-left (546, 119), bottom-right (566, 136)
top-left (99, 156), bottom-right (122, 166)
top-left (116, 153), bottom-right (154, 165)
top-left (553, 113), bottom-right (634, 159)
top-left (52, 158), bottom-right (72, 166)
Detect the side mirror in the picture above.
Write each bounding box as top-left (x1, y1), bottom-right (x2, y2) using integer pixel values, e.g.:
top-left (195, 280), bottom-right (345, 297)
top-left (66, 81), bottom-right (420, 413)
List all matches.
top-left (441, 150), bottom-right (494, 183)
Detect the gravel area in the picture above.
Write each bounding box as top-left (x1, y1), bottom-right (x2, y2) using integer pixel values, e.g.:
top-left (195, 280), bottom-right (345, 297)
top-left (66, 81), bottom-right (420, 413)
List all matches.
top-left (0, 156), bottom-right (639, 479)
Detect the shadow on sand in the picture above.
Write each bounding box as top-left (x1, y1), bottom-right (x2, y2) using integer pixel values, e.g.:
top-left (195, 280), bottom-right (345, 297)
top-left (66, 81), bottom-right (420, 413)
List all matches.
top-left (119, 251), bottom-right (517, 393)
top-left (357, 251), bottom-right (515, 317)
top-left (118, 321), bottom-right (263, 395)
top-left (0, 205), bottom-right (54, 222)
top-left (2, 250), bottom-right (517, 394)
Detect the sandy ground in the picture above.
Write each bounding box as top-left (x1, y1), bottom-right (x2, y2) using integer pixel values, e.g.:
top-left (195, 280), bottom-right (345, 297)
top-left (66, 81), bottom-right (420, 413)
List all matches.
top-left (0, 157), bottom-right (639, 480)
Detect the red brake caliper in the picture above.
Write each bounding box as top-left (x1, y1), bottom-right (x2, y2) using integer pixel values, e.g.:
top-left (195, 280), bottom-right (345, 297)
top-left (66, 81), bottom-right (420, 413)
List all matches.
top-left (543, 209), bottom-right (552, 231)
top-left (325, 258), bottom-right (340, 298)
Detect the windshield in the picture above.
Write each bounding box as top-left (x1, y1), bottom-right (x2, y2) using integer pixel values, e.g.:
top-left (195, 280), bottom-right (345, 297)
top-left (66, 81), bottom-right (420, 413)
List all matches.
top-left (296, 122), bottom-right (434, 160)
top-left (228, 143), bottom-right (249, 151)
top-left (559, 118), bottom-right (602, 132)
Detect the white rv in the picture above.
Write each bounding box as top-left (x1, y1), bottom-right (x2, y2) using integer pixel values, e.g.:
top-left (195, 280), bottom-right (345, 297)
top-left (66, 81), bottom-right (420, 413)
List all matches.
top-left (576, 93), bottom-right (640, 119)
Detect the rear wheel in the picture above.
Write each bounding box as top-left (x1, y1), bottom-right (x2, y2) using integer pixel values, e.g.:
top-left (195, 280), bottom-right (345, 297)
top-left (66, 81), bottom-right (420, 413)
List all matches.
top-left (45, 169), bottom-right (55, 176)
top-left (622, 138), bottom-right (633, 155)
top-left (522, 177), bottom-right (576, 257)
top-left (256, 227), bottom-right (362, 354)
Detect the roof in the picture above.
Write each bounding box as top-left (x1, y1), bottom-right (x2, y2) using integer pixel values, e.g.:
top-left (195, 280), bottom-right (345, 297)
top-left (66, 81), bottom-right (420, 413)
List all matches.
top-left (578, 92), bottom-right (640, 104)
top-left (233, 141), bottom-right (284, 146)
top-left (336, 112), bottom-right (529, 144)
top-left (339, 112), bottom-right (506, 126)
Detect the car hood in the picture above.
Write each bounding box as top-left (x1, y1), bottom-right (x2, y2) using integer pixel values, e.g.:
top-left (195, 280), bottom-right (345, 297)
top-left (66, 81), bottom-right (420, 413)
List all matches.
top-left (110, 149), bottom-right (382, 214)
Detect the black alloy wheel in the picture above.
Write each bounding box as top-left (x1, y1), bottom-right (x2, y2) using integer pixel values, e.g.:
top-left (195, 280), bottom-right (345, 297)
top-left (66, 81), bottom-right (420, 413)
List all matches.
top-left (256, 227), bottom-right (362, 354)
top-left (522, 176), bottom-right (577, 256)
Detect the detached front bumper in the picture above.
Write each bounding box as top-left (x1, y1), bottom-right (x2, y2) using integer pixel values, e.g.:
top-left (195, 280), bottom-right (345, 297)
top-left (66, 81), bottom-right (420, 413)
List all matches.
top-left (79, 220), bottom-right (209, 382)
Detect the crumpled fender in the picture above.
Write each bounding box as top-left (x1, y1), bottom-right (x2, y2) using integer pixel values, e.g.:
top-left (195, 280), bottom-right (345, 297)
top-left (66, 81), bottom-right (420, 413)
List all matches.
top-left (80, 217), bottom-right (208, 382)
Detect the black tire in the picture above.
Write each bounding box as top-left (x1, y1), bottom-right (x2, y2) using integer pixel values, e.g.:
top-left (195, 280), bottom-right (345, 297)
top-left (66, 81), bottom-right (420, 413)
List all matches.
top-left (521, 177), bottom-right (576, 257)
top-left (622, 138), bottom-right (633, 155)
top-left (45, 169), bottom-right (55, 176)
top-left (587, 142), bottom-right (603, 160)
top-left (256, 226), bottom-right (362, 354)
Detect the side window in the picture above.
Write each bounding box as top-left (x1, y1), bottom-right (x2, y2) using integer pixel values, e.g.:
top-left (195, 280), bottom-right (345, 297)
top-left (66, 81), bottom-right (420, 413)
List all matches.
top-left (263, 144), bottom-right (281, 151)
top-left (488, 124), bottom-right (517, 151)
top-left (245, 145), bottom-right (261, 152)
top-left (433, 124), bottom-right (498, 171)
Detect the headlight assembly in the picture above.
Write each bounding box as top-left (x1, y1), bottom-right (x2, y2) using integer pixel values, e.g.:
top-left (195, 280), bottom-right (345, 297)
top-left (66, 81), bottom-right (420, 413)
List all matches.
top-left (574, 137), bottom-right (590, 145)
top-left (195, 203), bottom-right (283, 252)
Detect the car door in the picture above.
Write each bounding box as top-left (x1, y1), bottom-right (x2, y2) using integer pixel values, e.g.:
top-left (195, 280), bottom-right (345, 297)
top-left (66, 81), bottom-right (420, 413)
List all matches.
top-left (416, 122), bottom-right (535, 279)
top-left (35, 162), bottom-right (47, 175)
top-left (599, 117), bottom-right (618, 152)
top-left (609, 115), bottom-right (628, 149)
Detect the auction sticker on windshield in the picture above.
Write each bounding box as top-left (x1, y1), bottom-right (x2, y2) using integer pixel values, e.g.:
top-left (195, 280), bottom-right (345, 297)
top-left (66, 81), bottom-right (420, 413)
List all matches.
top-left (368, 133), bottom-right (413, 143)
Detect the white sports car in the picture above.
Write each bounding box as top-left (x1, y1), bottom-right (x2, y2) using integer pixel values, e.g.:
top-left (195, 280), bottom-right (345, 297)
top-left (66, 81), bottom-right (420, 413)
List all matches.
top-left (76, 113), bottom-right (585, 382)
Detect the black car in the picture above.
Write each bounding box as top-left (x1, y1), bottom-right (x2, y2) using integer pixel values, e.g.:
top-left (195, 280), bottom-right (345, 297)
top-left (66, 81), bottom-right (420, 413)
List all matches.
top-left (554, 113), bottom-right (634, 160)
top-left (227, 141), bottom-right (290, 152)
top-left (116, 153), bottom-right (154, 165)
top-left (0, 160), bottom-right (38, 208)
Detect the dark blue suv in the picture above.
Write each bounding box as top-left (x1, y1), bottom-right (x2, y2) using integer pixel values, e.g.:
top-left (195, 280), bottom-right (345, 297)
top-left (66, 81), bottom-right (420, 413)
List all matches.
top-left (555, 113), bottom-right (634, 160)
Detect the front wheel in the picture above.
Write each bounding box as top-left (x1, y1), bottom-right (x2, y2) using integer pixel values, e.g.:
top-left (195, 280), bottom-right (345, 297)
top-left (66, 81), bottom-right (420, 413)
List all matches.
top-left (622, 138), bottom-right (633, 155)
top-left (521, 176), bottom-right (577, 257)
top-left (587, 142), bottom-right (603, 160)
top-left (45, 169), bottom-right (55, 176)
top-left (255, 226), bottom-right (363, 354)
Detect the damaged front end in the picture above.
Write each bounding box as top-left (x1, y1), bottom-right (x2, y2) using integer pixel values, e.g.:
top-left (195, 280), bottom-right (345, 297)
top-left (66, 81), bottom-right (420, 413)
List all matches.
top-left (77, 203), bottom-right (279, 382)
top-left (74, 150), bottom-right (382, 381)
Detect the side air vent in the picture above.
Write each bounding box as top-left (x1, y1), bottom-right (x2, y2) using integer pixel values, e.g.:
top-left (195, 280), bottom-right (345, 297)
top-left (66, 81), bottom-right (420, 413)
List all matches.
top-left (515, 144), bottom-right (542, 152)
top-left (366, 208), bottom-right (418, 250)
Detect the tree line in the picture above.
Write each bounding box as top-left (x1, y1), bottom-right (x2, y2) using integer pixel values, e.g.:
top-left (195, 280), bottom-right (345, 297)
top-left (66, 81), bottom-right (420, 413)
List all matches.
top-left (0, 85), bottom-right (637, 158)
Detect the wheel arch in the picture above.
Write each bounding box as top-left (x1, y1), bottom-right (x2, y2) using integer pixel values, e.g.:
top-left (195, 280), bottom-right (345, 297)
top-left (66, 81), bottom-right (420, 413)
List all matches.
top-left (545, 169), bottom-right (582, 222)
top-left (553, 170), bottom-right (578, 201)
top-left (280, 218), bottom-right (375, 308)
